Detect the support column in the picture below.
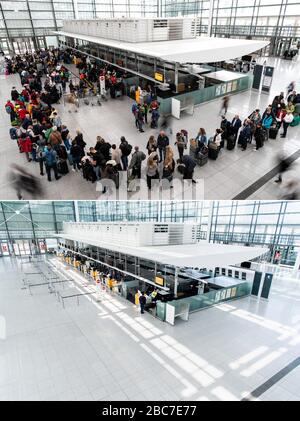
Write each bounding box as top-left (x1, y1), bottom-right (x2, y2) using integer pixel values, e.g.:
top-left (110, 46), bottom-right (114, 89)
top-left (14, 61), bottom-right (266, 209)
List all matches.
top-left (208, 0), bottom-right (214, 37)
top-left (73, 0), bottom-right (79, 20)
top-left (74, 201), bottom-right (80, 222)
top-left (206, 201), bottom-right (214, 243)
top-left (174, 266), bottom-right (179, 298)
top-left (174, 62), bottom-right (179, 93)
top-left (26, 0), bottom-right (38, 51)
top-left (0, 3), bottom-right (14, 54)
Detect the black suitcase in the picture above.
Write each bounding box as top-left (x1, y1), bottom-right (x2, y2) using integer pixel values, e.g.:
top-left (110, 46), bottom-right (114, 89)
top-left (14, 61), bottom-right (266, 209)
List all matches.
top-left (208, 147), bottom-right (219, 160)
top-left (262, 128), bottom-right (268, 142)
top-left (269, 126), bottom-right (278, 139)
top-left (227, 135), bottom-right (236, 150)
top-left (197, 153), bottom-right (208, 166)
top-left (57, 160), bottom-right (69, 175)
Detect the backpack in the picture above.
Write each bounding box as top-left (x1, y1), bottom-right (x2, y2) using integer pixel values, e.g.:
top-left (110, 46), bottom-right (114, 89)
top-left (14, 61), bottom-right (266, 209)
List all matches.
top-left (124, 143), bottom-right (132, 156)
top-left (10, 128), bottom-right (18, 140)
top-left (5, 106), bottom-right (12, 114)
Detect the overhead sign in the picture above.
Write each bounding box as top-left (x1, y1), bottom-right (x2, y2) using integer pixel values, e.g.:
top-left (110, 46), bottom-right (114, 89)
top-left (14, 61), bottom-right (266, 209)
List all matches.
top-left (154, 72), bottom-right (164, 82)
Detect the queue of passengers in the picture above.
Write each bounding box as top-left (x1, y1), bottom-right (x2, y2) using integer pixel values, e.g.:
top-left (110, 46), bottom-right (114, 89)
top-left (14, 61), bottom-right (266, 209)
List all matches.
top-left (3, 47), bottom-right (300, 197)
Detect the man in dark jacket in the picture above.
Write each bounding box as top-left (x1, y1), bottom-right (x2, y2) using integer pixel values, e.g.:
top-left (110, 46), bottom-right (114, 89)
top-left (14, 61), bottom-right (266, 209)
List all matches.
top-left (119, 137), bottom-right (132, 171)
top-left (43, 144), bottom-right (61, 182)
top-left (287, 90), bottom-right (297, 104)
top-left (89, 147), bottom-right (106, 180)
top-left (139, 292), bottom-right (147, 314)
top-left (177, 155), bottom-right (197, 183)
top-left (11, 87), bottom-right (19, 101)
top-left (21, 114), bottom-right (32, 131)
top-left (128, 146), bottom-right (146, 179)
top-left (272, 92), bottom-right (284, 110)
top-left (157, 131), bottom-right (169, 162)
top-left (220, 116), bottom-right (231, 145)
top-left (98, 140), bottom-right (111, 162)
top-left (239, 121), bottom-right (252, 151)
top-left (230, 115), bottom-right (242, 138)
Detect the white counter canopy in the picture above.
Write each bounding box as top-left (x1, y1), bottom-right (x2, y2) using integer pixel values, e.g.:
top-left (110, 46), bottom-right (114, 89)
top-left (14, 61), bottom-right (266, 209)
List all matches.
top-left (55, 30), bottom-right (269, 64)
top-left (57, 233), bottom-right (268, 269)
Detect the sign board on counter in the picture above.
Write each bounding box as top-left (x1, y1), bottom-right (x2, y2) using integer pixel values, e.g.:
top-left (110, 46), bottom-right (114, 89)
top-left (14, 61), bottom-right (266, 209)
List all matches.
top-left (155, 276), bottom-right (165, 287)
top-left (154, 72), bottom-right (164, 82)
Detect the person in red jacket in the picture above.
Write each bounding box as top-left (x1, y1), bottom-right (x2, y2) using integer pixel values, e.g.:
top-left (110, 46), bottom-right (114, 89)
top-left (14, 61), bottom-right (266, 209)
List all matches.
top-left (5, 100), bottom-right (14, 112)
top-left (17, 107), bottom-right (27, 121)
top-left (19, 133), bottom-right (32, 162)
top-left (21, 88), bottom-right (30, 102)
top-left (276, 107), bottom-right (287, 129)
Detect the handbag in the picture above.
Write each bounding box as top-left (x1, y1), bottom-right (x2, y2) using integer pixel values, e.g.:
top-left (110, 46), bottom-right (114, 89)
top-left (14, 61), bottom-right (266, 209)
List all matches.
top-left (209, 142), bottom-right (218, 150)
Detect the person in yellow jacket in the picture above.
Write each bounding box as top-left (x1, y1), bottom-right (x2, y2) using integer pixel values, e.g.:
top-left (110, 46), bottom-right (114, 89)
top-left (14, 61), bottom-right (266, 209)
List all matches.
top-left (135, 290), bottom-right (141, 306)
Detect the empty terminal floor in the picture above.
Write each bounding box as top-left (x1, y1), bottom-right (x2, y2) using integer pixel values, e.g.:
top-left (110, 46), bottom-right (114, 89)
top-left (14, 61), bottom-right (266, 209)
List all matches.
top-left (0, 256), bottom-right (300, 401)
top-left (0, 56), bottom-right (300, 200)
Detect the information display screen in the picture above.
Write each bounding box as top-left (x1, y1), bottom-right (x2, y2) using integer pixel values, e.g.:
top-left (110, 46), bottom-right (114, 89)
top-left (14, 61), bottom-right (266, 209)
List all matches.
top-left (155, 276), bottom-right (165, 286)
top-left (154, 72), bottom-right (164, 82)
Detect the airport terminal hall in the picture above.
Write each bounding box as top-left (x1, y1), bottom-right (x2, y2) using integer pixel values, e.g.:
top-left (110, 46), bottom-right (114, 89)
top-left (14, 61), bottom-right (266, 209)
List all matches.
top-left (0, 199), bottom-right (300, 403)
top-left (0, 0), bottom-right (300, 200)
top-left (0, 0), bottom-right (300, 407)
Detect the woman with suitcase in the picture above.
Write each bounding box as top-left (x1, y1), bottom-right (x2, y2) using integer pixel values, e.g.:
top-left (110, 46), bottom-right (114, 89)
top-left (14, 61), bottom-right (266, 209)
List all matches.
top-left (208, 129), bottom-right (222, 159)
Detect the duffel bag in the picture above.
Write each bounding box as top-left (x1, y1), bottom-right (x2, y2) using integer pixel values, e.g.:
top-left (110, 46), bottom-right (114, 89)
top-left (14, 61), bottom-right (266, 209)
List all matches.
top-left (291, 115), bottom-right (300, 127)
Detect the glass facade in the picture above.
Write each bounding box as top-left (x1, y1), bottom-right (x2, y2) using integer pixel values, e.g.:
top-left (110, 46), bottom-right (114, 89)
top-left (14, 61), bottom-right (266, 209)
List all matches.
top-left (0, 200), bottom-right (299, 265)
top-left (211, 0), bottom-right (300, 55)
top-left (210, 200), bottom-right (300, 265)
top-left (0, 201), bottom-right (76, 240)
top-left (0, 1), bottom-right (299, 54)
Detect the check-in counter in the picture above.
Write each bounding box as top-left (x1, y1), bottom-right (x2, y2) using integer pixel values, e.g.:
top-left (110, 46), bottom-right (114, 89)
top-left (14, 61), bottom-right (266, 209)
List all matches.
top-left (157, 70), bottom-right (253, 115)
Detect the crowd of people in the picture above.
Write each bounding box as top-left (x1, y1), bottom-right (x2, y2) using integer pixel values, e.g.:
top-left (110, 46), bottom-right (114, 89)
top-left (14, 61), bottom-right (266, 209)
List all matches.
top-left (3, 47), bottom-right (300, 198)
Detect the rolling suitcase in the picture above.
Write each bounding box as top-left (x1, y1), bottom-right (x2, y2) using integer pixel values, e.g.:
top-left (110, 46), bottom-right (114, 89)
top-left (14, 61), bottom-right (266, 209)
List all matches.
top-left (197, 153), bottom-right (208, 166)
top-left (269, 126), bottom-right (278, 139)
top-left (189, 145), bottom-right (197, 158)
top-left (262, 128), bottom-right (268, 142)
top-left (227, 135), bottom-right (236, 150)
top-left (208, 146), bottom-right (219, 160)
top-left (57, 159), bottom-right (69, 175)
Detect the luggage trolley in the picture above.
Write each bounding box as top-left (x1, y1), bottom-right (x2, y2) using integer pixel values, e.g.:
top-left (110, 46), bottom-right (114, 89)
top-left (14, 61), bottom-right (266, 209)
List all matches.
top-left (63, 92), bottom-right (79, 113)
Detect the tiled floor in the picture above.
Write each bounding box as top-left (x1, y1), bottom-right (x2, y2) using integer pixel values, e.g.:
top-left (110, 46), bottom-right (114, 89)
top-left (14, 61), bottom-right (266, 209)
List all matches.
top-left (1, 255), bottom-right (300, 401)
top-left (248, 157), bottom-right (300, 200)
top-left (0, 56), bottom-right (299, 200)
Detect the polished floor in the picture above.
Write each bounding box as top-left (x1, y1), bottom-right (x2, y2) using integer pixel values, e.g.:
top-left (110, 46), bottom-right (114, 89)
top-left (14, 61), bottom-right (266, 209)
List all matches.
top-left (0, 56), bottom-right (299, 200)
top-left (1, 256), bottom-right (300, 401)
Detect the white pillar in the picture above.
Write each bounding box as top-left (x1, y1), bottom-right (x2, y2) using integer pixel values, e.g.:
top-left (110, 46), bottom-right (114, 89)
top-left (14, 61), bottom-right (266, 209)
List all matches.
top-left (174, 62), bottom-right (179, 93)
top-left (207, 0), bottom-right (214, 37)
top-left (206, 201), bottom-right (214, 243)
top-left (174, 266), bottom-right (179, 298)
top-left (74, 201), bottom-right (80, 222)
top-left (73, 0), bottom-right (79, 20)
